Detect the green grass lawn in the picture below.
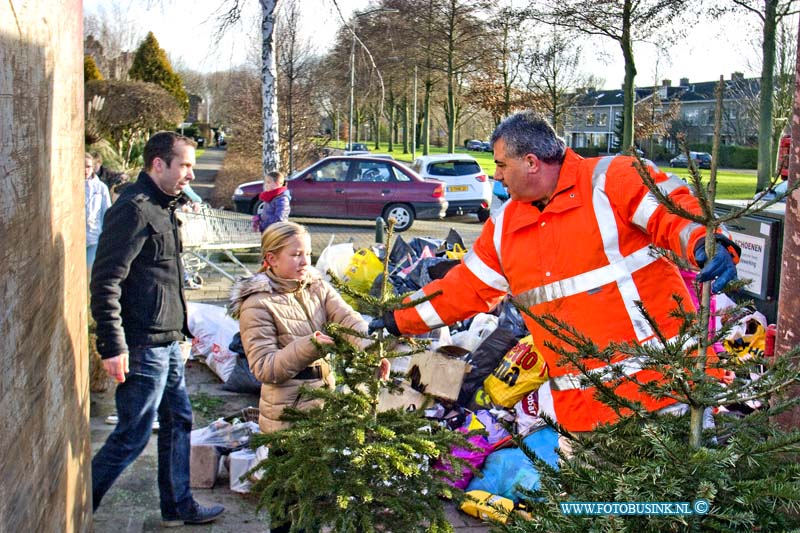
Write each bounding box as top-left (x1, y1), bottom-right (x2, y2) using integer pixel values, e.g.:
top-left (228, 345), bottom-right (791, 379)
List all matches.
top-left (328, 140), bottom-right (758, 199)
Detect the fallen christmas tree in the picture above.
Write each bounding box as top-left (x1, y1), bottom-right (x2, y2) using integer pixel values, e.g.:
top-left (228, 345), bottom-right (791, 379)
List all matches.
top-left (247, 221), bottom-right (471, 533)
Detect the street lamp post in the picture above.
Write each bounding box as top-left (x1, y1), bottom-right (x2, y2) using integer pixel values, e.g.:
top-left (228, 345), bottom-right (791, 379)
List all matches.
top-left (347, 7), bottom-right (398, 151)
top-left (412, 65), bottom-right (417, 160)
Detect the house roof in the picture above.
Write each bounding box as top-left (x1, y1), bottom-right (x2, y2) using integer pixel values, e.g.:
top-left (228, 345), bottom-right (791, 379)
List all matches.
top-left (571, 76), bottom-right (761, 108)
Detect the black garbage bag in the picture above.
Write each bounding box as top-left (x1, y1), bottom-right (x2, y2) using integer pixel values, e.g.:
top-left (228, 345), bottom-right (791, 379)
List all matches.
top-left (496, 298), bottom-right (528, 338)
top-left (407, 237), bottom-right (444, 258)
top-left (436, 228), bottom-right (466, 256)
top-left (389, 235), bottom-right (415, 267)
top-left (372, 256), bottom-right (461, 297)
top-left (222, 333), bottom-right (262, 394)
top-left (457, 327), bottom-right (519, 407)
top-left (406, 257), bottom-right (460, 289)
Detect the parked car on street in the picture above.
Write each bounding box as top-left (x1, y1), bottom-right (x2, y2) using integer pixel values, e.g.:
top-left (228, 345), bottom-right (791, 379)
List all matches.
top-left (465, 139), bottom-right (484, 151)
top-left (480, 141), bottom-right (492, 152)
top-left (232, 156), bottom-right (447, 231)
top-left (344, 143), bottom-right (369, 152)
top-left (412, 154), bottom-right (492, 221)
top-left (669, 151), bottom-right (712, 169)
top-left (344, 151), bottom-right (394, 159)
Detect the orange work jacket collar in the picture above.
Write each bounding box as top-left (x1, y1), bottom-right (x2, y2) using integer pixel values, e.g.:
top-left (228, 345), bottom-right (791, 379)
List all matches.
top-left (505, 148), bottom-right (584, 235)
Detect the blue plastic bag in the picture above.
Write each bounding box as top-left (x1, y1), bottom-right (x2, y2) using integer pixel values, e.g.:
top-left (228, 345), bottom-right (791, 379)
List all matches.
top-left (465, 427), bottom-right (559, 502)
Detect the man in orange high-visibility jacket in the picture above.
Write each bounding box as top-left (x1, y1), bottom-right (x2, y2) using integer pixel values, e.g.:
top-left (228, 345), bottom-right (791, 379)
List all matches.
top-left (373, 111), bottom-right (740, 433)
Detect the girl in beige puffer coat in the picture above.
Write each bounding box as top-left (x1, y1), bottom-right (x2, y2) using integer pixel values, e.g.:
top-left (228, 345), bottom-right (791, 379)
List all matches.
top-left (230, 222), bottom-right (379, 434)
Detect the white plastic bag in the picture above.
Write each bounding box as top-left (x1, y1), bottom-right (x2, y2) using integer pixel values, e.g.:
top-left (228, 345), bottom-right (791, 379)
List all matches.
top-left (315, 242), bottom-right (355, 280)
top-left (449, 313), bottom-right (499, 353)
top-left (229, 448), bottom-right (257, 493)
top-left (187, 302), bottom-right (240, 382)
top-left (249, 445), bottom-right (269, 482)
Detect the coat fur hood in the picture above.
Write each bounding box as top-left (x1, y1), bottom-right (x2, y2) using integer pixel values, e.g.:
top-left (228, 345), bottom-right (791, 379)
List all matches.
top-left (228, 268), bottom-right (322, 319)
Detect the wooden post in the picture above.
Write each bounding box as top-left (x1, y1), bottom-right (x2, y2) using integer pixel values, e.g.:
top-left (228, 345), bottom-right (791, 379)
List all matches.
top-left (0, 0), bottom-right (92, 530)
top-left (775, 15), bottom-right (800, 428)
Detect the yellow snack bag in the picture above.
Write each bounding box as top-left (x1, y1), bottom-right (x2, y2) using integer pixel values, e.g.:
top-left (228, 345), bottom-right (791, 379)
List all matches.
top-left (724, 323), bottom-right (767, 362)
top-left (483, 335), bottom-right (548, 407)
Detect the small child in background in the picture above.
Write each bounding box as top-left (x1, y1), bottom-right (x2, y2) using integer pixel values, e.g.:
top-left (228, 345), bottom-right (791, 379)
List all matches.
top-left (85, 152), bottom-right (112, 272)
top-left (252, 170), bottom-right (291, 233)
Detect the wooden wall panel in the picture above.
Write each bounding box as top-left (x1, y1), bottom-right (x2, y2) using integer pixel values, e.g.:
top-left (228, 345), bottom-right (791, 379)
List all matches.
top-left (0, 1), bottom-right (91, 530)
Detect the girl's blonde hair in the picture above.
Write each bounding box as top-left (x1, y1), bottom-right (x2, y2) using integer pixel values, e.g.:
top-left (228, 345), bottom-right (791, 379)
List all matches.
top-left (258, 221), bottom-right (309, 273)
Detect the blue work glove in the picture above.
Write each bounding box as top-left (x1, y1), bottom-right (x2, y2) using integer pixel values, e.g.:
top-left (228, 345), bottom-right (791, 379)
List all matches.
top-left (694, 235), bottom-right (741, 293)
top-left (368, 312), bottom-right (401, 335)
top-left (368, 317), bottom-right (385, 334)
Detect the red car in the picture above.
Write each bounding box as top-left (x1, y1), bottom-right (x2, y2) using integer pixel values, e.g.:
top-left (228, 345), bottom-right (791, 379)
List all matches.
top-left (232, 156), bottom-right (448, 231)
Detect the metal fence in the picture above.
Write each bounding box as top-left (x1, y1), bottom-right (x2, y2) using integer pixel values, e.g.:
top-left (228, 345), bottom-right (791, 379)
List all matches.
top-left (176, 208), bottom-right (484, 284)
top-left (178, 206), bottom-right (261, 281)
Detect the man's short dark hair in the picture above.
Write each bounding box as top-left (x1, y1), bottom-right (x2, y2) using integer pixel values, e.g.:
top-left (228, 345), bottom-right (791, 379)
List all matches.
top-left (144, 131), bottom-right (196, 171)
top-left (490, 111), bottom-right (566, 165)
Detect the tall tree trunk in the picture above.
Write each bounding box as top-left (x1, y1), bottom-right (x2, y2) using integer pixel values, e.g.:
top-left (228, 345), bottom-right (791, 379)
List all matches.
top-left (775, 13), bottom-right (800, 429)
top-left (446, 20), bottom-right (456, 153)
top-left (387, 88), bottom-right (395, 152)
top-left (374, 108), bottom-right (380, 150)
top-left (620, 0), bottom-right (636, 151)
top-left (447, 76), bottom-right (456, 153)
top-left (757, 0), bottom-right (779, 192)
top-left (423, 78), bottom-right (432, 155)
top-left (261, 0), bottom-right (279, 174)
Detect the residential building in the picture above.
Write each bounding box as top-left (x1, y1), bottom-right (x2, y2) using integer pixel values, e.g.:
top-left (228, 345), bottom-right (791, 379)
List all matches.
top-left (563, 73), bottom-right (760, 154)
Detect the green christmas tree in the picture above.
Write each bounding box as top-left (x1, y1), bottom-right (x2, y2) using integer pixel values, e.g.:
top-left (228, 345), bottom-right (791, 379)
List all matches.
top-left (128, 32), bottom-right (188, 114)
top-left (248, 222), bottom-right (472, 533)
top-left (497, 86), bottom-right (800, 531)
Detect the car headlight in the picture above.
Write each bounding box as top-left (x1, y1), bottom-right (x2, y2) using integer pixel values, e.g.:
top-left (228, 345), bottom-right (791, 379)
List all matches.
top-left (234, 187), bottom-right (243, 196)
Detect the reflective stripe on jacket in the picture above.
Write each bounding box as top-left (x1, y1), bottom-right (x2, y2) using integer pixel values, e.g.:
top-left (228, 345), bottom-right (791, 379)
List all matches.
top-left (394, 149), bottom-right (709, 432)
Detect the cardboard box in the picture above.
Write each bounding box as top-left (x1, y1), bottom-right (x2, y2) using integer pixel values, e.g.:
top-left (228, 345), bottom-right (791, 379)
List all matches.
top-left (190, 444), bottom-right (220, 488)
top-left (408, 350), bottom-right (469, 402)
top-left (378, 380), bottom-right (430, 412)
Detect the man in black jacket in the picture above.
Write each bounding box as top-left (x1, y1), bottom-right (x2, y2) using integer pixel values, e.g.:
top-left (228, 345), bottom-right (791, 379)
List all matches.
top-left (90, 131), bottom-right (224, 526)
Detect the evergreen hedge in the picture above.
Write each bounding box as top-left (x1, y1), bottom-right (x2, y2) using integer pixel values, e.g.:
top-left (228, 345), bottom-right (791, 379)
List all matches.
top-left (688, 143), bottom-right (758, 169)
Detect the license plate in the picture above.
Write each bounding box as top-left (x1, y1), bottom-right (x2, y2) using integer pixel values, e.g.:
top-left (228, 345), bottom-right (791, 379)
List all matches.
top-left (447, 185), bottom-right (468, 192)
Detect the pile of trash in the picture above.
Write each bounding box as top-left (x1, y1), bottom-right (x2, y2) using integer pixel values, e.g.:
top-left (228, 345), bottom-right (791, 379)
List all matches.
top-left (185, 233), bottom-right (778, 522)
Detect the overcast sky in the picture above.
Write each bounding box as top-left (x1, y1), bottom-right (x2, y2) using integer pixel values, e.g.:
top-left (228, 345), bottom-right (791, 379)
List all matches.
top-left (83, 0), bottom-right (790, 89)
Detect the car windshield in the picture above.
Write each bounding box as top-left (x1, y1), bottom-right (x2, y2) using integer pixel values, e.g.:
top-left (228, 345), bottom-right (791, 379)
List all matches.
top-left (428, 160), bottom-right (481, 176)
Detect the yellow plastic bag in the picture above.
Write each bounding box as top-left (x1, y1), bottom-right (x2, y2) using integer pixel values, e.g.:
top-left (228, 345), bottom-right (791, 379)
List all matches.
top-left (483, 335), bottom-right (549, 407)
top-left (341, 248), bottom-right (383, 300)
top-left (445, 243), bottom-right (467, 260)
top-left (460, 490), bottom-right (514, 524)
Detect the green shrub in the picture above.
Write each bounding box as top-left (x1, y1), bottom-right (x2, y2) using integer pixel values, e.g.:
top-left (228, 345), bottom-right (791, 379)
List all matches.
top-left (573, 146), bottom-right (601, 157)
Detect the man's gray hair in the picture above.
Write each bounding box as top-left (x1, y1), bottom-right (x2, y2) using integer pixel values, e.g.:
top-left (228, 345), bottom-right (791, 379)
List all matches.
top-left (490, 111), bottom-right (566, 164)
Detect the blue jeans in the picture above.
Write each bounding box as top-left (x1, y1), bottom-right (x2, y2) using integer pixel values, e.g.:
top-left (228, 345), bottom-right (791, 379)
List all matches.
top-left (86, 244), bottom-right (98, 271)
top-left (92, 342), bottom-right (195, 518)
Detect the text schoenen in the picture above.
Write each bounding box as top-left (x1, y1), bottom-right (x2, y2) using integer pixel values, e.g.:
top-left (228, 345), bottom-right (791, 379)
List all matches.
top-left (161, 502), bottom-right (225, 527)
